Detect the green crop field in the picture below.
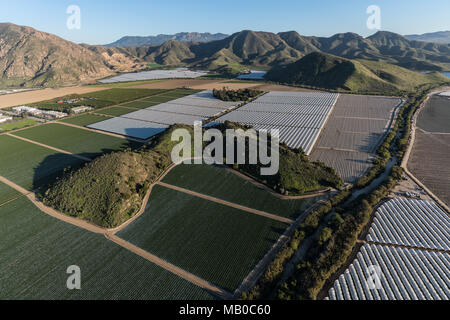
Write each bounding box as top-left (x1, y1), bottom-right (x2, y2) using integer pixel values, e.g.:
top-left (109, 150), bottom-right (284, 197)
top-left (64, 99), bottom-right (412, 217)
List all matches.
top-left (84, 88), bottom-right (168, 103)
top-left (59, 114), bottom-right (112, 127)
top-left (162, 164), bottom-right (319, 219)
top-left (95, 106), bottom-right (137, 117)
top-left (0, 119), bottom-right (38, 132)
top-left (117, 185), bottom-right (288, 291)
top-left (0, 181), bottom-right (21, 207)
top-left (13, 123), bottom-right (141, 159)
top-left (0, 135), bottom-right (84, 190)
top-left (0, 197), bottom-right (213, 300)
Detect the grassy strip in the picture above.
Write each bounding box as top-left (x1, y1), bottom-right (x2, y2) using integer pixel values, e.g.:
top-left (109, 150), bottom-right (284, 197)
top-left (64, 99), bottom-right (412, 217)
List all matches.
top-left (0, 119), bottom-right (38, 132)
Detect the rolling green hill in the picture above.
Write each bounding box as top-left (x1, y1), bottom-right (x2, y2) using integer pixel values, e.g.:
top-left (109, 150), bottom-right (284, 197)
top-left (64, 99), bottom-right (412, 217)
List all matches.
top-left (130, 30), bottom-right (450, 74)
top-left (265, 52), bottom-right (449, 94)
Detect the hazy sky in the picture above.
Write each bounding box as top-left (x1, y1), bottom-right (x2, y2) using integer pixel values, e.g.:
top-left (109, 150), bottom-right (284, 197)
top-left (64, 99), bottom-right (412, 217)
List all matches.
top-left (1, 0), bottom-right (449, 44)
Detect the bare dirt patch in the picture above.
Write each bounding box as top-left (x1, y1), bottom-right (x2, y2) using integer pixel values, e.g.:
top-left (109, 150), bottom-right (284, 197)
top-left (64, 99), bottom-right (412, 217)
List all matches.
top-left (0, 86), bottom-right (107, 109)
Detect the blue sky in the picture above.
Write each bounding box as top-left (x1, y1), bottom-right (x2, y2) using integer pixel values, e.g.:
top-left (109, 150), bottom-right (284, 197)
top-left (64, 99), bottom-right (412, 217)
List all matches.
top-left (1, 0), bottom-right (449, 44)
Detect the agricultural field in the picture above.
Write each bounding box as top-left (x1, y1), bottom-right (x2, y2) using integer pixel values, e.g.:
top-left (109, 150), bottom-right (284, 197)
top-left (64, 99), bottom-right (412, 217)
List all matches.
top-left (0, 135), bottom-right (84, 190)
top-left (408, 130), bottom-right (450, 206)
top-left (311, 94), bottom-right (400, 183)
top-left (98, 69), bottom-right (208, 84)
top-left (12, 123), bottom-right (140, 159)
top-left (29, 88), bottom-right (168, 112)
top-left (367, 198), bottom-right (449, 251)
top-left (326, 198), bottom-right (450, 300)
top-left (59, 114), bottom-right (112, 127)
top-left (117, 185), bottom-right (288, 292)
top-left (0, 196), bottom-right (213, 300)
top-left (88, 90), bottom-right (232, 140)
top-left (162, 164), bottom-right (320, 219)
top-left (0, 181), bottom-right (21, 206)
top-left (417, 95), bottom-right (450, 133)
top-left (310, 149), bottom-right (374, 183)
top-left (215, 91), bottom-right (339, 154)
top-left (327, 244), bottom-right (449, 300)
top-left (0, 118), bottom-right (38, 132)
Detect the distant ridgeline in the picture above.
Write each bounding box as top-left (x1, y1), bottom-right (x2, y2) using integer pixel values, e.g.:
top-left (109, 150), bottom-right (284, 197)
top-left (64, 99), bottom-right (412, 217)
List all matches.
top-left (1, 22), bottom-right (449, 89)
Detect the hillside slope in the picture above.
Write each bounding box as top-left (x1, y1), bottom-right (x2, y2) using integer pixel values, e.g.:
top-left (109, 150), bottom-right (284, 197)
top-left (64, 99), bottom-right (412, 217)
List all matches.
top-left (0, 23), bottom-right (143, 87)
top-left (127, 30), bottom-right (450, 73)
top-left (1, 24), bottom-right (449, 88)
top-left (265, 52), bottom-right (448, 94)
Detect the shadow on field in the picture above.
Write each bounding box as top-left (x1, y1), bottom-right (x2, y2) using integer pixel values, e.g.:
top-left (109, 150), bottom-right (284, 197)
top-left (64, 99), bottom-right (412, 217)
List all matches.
top-left (31, 132), bottom-right (145, 198)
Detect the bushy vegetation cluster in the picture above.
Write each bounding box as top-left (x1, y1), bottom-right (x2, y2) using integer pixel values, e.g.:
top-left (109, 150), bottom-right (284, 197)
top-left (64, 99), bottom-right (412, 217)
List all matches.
top-left (213, 87), bottom-right (263, 102)
top-left (213, 122), bottom-right (344, 195)
top-left (276, 166), bottom-right (403, 300)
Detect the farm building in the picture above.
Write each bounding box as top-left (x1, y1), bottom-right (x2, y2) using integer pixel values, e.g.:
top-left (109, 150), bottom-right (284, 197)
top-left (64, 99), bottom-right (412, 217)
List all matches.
top-left (71, 106), bottom-right (93, 114)
top-left (12, 106), bottom-right (67, 119)
top-left (0, 115), bottom-right (13, 123)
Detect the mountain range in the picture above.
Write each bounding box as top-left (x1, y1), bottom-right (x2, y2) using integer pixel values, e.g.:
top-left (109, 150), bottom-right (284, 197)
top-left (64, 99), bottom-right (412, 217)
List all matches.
top-left (405, 31), bottom-right (450, 44)
top-left (0, 22), bottom-right (449, 88)
top-left (106, 32), bottom-right (229, 47)
top-left (0, 23), bottom-right (145, 87)
top-left (124, 30), bottom-right (450, 73)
